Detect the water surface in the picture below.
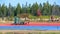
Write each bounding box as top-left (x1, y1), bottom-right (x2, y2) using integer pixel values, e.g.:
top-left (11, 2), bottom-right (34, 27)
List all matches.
top-left (0, 26), bottom-right (60, 30)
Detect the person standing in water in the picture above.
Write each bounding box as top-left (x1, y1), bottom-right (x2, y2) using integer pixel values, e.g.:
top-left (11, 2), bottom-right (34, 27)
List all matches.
top-left (14, 10), bottom-right (17, 24)
top-left (14, 14), bottom-right (20, 24)
top-left (14, 16), bottom-right (17, 24)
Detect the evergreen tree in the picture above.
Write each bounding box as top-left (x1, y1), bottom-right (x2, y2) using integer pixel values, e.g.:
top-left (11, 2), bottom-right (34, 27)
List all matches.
top-left (31, 2), bottom-right (39, 16)
top-left (16, 3), bottom-right (21, 15)
top-left (1, 4), bottom-right (6, 20)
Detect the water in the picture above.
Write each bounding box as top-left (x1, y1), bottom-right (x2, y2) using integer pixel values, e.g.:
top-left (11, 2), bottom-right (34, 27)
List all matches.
top-left (0, 26), bottom-right (60, 30)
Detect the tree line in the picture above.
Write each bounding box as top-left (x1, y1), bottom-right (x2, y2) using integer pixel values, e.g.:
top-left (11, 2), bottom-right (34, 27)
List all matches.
top-left (0, 1), bottom-right (60, 18)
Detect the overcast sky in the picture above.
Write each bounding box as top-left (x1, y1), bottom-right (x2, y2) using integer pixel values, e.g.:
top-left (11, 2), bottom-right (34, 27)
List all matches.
top-left (0, 0), bottom-right (60, 7)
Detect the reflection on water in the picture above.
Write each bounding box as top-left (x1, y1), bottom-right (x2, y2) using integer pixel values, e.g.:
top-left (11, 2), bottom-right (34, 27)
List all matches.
top-left (0, 26), bottom-right (60, 30)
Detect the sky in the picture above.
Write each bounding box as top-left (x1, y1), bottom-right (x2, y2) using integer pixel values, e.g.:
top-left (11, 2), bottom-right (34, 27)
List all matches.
top-left (0, 0), bottom-right (60, 7)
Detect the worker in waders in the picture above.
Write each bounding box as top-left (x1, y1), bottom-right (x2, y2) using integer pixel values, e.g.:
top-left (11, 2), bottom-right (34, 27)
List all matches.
top-left (14, 16), bottom-right (18, 24)
top-left (14, 15), bottom-right (25, 25)
top-left (14, 11), bottom-right (18, 24)
top-left (14, 12), bottom-right (27, 25)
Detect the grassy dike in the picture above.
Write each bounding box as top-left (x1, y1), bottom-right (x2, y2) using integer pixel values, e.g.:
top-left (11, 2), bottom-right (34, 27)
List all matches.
top-left (0, 30), bottom-right (60, 34)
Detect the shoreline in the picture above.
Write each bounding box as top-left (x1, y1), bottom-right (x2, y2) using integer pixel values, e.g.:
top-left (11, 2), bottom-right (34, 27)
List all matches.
top-left (0, 30), bottom-right (60, 32)
top-left (0, 30), bottom-right (60, 34)
top-left (0, 22), bottom-right (60, 26)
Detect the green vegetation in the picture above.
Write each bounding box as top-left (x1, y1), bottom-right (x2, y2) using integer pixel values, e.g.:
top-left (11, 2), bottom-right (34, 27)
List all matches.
top-left (0, 32), bottom-right (2, 34)
top-left (5, 32), bottom-right (13, 34)
top-left (0, 32), bottom-right (60, 34)
top-left (39, 32), bottom-right (41, 34)
top-left (29, 15), bottom-right (59, 19)
top-left (0, 1), bottom-right (60, 21)
top-left (28, 32), bottom-right (60, 34)
top-left (28, 32), bottom-right (32, 34)
top-left (29, 14), bottom-right (37, 19)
